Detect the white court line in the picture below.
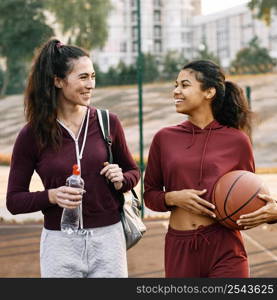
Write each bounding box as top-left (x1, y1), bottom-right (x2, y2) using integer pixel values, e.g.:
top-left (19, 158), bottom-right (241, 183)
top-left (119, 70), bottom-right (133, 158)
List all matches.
top-left (243, 232), bottom-right (277, 261)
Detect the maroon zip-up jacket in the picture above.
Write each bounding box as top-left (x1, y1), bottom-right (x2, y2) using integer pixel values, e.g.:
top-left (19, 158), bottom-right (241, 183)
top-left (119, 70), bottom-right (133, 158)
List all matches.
top-left (6, 106), bottom-right (140, 230)
top-left (144, 120), bottom-right (255, 212)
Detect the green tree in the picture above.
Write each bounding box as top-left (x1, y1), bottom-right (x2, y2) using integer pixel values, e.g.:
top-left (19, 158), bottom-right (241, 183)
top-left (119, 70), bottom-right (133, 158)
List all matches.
top-left (0, 0), bottom-right (54, 96)
top-left (230, 36), bottom-right (276, 74)
top-left (142, 53), bottom-right (160, 83)
top-left (162, 50), bottom-right (188, 80)
top-left (195, 42), bottom-right (220, 65)
top-left (95, 61), bottom-right (137, 87)
top-left (117, 61), bottom-right (137, 85)
top-left (46, 0), bottom-right (111, 50)
top-left (0, 0), bottom-right (112, 96)
top-left (248, 0), bottom-right (277, 25)
top-left (95, 52), bottom-right (161, 87)
top-left (93, 63), bottom-right (107, 87)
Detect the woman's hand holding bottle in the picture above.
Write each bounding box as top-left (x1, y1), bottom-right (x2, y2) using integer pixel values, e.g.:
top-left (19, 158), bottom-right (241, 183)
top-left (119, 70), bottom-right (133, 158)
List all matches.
top-left (48, 186), bottom-right (84, 209)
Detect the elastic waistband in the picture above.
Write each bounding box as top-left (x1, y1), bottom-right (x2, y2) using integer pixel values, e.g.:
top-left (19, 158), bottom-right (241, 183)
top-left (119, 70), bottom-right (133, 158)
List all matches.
top-left (42, 221), bottom-right (122, 238)
top-left (167, 222), bottom-right (224, 238)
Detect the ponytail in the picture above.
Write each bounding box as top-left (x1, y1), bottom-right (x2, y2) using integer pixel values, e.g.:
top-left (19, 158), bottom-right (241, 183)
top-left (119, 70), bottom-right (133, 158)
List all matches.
top-left (24, 38), bottom-right (89, 151)
top-left (213, 81), bottom-right (252, 138)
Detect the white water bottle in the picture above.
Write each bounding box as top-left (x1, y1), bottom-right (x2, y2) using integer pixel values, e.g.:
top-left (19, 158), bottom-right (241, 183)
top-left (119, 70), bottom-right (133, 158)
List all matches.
top-left (60, 164), bottom-right (84, 234)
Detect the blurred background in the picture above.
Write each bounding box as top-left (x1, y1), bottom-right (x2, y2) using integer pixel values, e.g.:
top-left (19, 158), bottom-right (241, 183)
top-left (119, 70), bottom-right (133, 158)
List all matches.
top-left (1, 0), bottom-right (277, 278)
top-left (1, 0), bottom-right (277, 163)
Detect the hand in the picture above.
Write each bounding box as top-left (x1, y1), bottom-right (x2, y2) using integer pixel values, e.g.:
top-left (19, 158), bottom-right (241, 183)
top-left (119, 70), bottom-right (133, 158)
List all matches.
top-left (237, 194), bottom-right (277, 229)
top-left (165, 189), bottom-right (216, 218)
top-left (100, 162), bottom-right (124, 190)
top-left (48, 186), bottom-right (84, 209)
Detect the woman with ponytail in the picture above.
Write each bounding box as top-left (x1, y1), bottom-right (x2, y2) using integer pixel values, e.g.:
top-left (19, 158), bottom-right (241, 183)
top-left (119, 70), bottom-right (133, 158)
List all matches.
top-left (144, 60), bottom-right (255, 277)
top-left (6, 38), bottom-right (140, 277)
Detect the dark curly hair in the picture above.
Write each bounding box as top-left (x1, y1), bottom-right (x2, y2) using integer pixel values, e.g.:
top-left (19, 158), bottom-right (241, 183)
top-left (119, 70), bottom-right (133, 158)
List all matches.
top-left (183, 60), bottom-right (252, 138)
top-left (24, 37), bottom-right (89, 151)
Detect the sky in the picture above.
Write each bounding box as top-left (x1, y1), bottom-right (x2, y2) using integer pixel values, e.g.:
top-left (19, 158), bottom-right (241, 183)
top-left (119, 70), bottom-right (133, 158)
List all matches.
top-left (201, 0), bottom-right (250, 15)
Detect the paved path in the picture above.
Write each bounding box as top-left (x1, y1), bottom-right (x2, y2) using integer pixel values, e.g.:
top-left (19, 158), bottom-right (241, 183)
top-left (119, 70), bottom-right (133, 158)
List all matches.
top-left (1, 220), bottom-right (277, 278)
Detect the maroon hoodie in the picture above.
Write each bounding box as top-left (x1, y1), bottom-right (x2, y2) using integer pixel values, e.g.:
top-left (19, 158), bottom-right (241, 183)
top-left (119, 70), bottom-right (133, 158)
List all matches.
top-left (6, 106), bottom-right (140, 230)
top-left (144, 120), bottom-right (255, 212)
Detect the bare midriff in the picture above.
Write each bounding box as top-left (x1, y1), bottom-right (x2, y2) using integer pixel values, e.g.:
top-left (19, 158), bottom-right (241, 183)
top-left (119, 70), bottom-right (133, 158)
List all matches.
top-left (169, 207), bottom-right (216, 230)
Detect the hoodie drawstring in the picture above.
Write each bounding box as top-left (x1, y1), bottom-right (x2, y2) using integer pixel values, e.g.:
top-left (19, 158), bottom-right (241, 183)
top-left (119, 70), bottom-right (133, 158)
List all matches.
top-left (185, 126), bottom-right (195, 149)
top-left (198, 127), bottom-right (212, 186)
top-left (57, 107), bottom-right (90, 229)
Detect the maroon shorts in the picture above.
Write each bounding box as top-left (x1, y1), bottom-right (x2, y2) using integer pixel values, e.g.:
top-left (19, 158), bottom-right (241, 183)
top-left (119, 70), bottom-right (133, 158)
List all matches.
top-left (165, 222), bottom-right (249, 278)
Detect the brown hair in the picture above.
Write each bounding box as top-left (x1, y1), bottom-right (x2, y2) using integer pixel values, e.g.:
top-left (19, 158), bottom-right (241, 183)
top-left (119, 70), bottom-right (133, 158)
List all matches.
top-left (24, 38), bottom-right (89, 151)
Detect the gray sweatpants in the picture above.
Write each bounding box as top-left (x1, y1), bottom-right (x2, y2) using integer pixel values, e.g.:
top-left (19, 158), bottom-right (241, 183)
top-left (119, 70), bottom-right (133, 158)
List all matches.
top-left (40, 221), bottom-right (128, 278)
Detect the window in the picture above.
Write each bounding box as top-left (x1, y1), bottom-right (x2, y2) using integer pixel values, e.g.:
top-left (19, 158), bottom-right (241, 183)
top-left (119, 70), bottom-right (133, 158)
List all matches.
top-left (120, 42), bottom-right (127, 52)
top-left (153, 0), bottom-right (162, 7)
top-left (131, 11), bottom-right (137, 22)
top-left (154, 25), bottom-right (162, 38)
top-left (154, 41), bottom-right (162, 52)
top-left (154, 10), bottom-right (161, 22)
top-left (132, 26), bottom-right (138, 39)
top-left (182, 32), bottom-right (192, 42)
top-left (132, 41), bottom-right (138, 52)
top-left (216, 18), bottom-right (230, 59)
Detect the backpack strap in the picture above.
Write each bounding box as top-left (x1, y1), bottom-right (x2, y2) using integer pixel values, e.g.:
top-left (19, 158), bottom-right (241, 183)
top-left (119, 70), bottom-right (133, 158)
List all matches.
top-left (97, 109), bottom-right (113, 164)
top-left (96, 109), bottom-right (138, 202)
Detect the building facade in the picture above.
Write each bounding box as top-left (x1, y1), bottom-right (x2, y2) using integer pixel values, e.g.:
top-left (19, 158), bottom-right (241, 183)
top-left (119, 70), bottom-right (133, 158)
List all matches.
top-left (93, 0), bottom-right (199, 71)
top-left (192, 4), bottom-right (277, 67)
top-left (93, 1), bottom-right (277, 71)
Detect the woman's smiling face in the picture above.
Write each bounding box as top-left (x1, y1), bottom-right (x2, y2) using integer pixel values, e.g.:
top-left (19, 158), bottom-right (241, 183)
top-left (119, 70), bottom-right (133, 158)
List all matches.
top-left (173, 69), bottom-right (212, 116)
top-left (55, 56), bottom-right (96, 107)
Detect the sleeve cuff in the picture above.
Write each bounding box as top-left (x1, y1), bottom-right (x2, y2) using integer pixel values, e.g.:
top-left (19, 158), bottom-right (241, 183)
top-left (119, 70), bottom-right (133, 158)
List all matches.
top-left (160, 192), bottom-right (174, 212)
top-left (117, 176), bottom-right (128, 193)
top-left (39, 190), bottom-right (56, 209)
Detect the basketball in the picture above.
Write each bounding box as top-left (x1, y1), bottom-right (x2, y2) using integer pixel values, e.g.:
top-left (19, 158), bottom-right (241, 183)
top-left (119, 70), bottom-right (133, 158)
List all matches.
top-left (212, 170), bottom-right (270, 230)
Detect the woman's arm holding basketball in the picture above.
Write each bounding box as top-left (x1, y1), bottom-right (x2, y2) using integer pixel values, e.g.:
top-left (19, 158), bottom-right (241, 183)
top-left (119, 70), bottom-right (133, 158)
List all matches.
top-left (236, 134), bottom-right (277, 228)
top-left (237, 194), bottom-right (277, 229)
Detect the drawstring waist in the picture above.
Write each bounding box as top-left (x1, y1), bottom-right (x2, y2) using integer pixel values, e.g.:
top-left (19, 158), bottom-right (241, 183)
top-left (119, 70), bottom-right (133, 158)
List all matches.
top-left (167, 222), bottom-right (222, 251)
top-left (190, 227), bottom-right (210, 250)
top-left (60, 229), bottom-right (94, 262)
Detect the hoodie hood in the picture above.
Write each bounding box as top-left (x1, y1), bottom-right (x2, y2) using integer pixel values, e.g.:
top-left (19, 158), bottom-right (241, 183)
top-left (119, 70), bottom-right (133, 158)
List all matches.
top-left (178, 119), bottom-right (225, 186)
top-left (178, 119), bottom-right (224, 132)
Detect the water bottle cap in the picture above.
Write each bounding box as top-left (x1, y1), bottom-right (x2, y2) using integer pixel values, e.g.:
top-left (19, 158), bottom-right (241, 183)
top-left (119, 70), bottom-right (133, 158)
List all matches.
top-left (72, 164), bottom-right (80, 175)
